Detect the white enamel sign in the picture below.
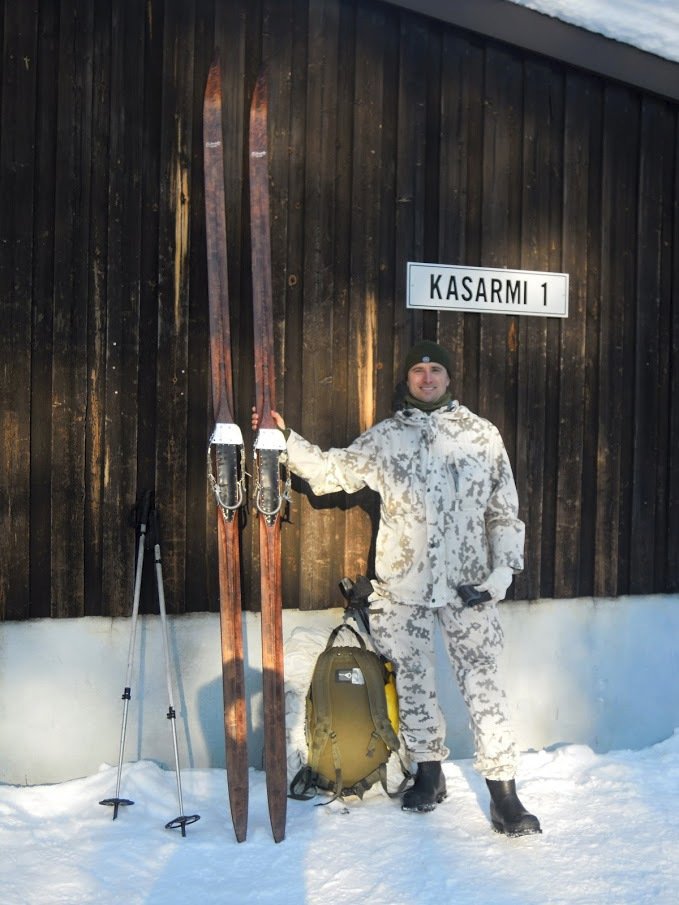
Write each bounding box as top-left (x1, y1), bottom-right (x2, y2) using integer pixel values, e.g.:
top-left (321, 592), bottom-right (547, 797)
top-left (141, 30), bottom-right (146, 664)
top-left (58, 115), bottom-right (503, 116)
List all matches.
top-left (407, 262), bottom-right (569, 318)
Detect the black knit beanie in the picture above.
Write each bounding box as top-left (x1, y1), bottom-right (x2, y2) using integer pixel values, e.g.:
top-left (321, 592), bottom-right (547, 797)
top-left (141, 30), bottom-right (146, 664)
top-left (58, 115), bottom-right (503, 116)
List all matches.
top-left (404, 340), bottom-right (452, 378)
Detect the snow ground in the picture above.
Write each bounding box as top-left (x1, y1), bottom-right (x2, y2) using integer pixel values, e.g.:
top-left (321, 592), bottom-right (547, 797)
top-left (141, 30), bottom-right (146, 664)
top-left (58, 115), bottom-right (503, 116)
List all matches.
top-left (2, 732), bottom-right (679, 905)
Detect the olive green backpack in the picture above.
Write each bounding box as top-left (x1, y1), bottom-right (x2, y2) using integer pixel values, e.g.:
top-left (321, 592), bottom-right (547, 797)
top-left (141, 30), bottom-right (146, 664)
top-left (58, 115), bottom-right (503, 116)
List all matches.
top-left (289, 623), bottom-right (406, 802)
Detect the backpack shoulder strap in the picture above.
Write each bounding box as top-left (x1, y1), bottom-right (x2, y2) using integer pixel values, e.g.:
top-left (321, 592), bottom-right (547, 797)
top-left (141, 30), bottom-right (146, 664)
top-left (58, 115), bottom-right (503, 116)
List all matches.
top-left (306, 646), bottom-right (343, 798)
top-left (351, 647), bottom-right (401, 752)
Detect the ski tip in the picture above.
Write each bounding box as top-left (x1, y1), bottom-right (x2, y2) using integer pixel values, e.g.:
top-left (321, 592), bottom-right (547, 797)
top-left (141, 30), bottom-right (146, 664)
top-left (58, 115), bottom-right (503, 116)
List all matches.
top-left (205, 53), bottom-right (221, 99)
top-left (252, 65), bottom-right (268, 110)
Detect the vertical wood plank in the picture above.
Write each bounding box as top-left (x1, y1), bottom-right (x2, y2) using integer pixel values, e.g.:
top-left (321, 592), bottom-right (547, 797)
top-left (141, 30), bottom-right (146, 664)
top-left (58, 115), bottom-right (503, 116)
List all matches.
top-left (132, 0), bottom-right (165, 616)
top-left (154, 0), bottom-right (196, 614)
top-left (630, 98), bottom-right (674, 593)
top-left (100, 0), bottom-right (146, 616)
top-left (0, 1), bottom-right (39, 619)
top-left (82, 0), bottom-right (110, 616)
top-left (50, 0), bottom-right (95, 617)
top-left (578, 82), bottom-right (604, 597)
top-left (553, 72), bottom-right (597, 598)
top-left (594, 85), bottom-right (639, 597)
top-left (514, 58), bottom-right (563, 601)
top-left (30, 0), bottom-right (60, 617)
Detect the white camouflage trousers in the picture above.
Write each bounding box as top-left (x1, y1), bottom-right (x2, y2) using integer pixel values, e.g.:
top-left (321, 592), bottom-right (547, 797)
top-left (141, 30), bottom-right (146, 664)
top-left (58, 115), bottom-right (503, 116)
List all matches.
top-left (368, 598), bottom-right (518, 781)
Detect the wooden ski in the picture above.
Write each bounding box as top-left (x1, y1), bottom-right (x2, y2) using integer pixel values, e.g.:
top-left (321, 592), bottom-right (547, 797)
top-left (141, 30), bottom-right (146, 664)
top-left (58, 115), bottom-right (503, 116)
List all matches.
top-left (249, 66), bottom-right (288, 844)
top-left (203, 55), bottom-right (249, 844)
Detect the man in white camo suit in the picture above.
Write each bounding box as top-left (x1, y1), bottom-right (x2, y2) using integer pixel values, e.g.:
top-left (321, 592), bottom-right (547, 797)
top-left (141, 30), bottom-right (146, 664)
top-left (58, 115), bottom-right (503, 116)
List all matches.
top-left (254, 340), bottom-right (540, 835)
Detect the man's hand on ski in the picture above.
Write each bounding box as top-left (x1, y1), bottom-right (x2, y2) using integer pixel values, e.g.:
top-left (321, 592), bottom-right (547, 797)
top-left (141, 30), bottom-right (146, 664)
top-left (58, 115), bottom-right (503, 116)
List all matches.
top-left (251, 407), bottom-right (286, 432)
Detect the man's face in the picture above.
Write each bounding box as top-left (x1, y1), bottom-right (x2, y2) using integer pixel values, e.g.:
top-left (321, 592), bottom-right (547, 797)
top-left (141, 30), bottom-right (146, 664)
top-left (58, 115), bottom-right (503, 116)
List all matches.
top-left (406, 361), bottom-right (450, 404)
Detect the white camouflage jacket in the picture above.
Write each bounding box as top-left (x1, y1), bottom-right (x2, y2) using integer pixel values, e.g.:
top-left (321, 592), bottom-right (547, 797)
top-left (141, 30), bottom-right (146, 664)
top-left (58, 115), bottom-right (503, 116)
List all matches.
top-left (285, 400), bottom-right (525, 608)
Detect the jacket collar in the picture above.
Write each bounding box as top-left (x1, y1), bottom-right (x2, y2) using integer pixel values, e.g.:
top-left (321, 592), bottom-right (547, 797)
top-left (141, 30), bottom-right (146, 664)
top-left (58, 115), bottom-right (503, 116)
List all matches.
top-left (395, 399), bottom-right (460, 423)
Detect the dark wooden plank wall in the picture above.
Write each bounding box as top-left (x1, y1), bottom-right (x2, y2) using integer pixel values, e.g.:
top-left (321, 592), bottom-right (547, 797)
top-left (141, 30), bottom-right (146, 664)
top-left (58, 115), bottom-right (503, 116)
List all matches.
top-left (0, 0), bottom-right (677, 619)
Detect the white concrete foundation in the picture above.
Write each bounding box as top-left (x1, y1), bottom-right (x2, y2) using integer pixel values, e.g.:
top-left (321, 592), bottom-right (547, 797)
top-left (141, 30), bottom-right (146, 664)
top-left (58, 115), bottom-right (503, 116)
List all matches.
top-left (1, 595), bottom-right (678, 785)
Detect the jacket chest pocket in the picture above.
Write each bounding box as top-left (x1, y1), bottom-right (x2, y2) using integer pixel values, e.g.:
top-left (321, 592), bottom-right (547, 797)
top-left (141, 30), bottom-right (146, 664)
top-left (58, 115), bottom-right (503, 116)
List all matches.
top-left (447, 452), bottom-right (488, 504)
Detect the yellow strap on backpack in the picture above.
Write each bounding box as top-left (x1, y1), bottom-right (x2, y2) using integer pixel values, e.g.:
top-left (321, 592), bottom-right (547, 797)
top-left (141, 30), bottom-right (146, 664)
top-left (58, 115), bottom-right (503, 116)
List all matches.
top-left (384, 661), bottom-right (399, 734)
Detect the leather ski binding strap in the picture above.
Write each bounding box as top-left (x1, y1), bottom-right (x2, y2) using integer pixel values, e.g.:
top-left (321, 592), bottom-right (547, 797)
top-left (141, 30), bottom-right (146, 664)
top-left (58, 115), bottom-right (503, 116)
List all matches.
top-left (253, 446), bottom-right (290, 525)
top-left (253, 428), bottom-right (290, 525)
top-left (207, 422), bottom-right (247, 521)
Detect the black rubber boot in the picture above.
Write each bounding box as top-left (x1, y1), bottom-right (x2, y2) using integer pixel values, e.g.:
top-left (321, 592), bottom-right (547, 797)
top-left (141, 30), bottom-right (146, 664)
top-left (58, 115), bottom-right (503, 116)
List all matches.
top-left (486, 779), bottom-right (541, 836)
top-left (402, 761), bottom-right (447, 812)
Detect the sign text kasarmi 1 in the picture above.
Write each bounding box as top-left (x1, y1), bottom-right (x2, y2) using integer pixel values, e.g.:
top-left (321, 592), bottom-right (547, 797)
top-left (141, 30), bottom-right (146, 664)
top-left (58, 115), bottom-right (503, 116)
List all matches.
top-left (407, 262), bottom-right (569, 318)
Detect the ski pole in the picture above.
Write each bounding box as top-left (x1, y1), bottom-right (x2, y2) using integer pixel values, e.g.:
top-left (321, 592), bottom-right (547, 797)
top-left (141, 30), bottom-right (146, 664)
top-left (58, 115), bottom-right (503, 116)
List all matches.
top-left (100, 490), bottom-right (153, 819)
top-left (149, 508), bottom-right (200, 837)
